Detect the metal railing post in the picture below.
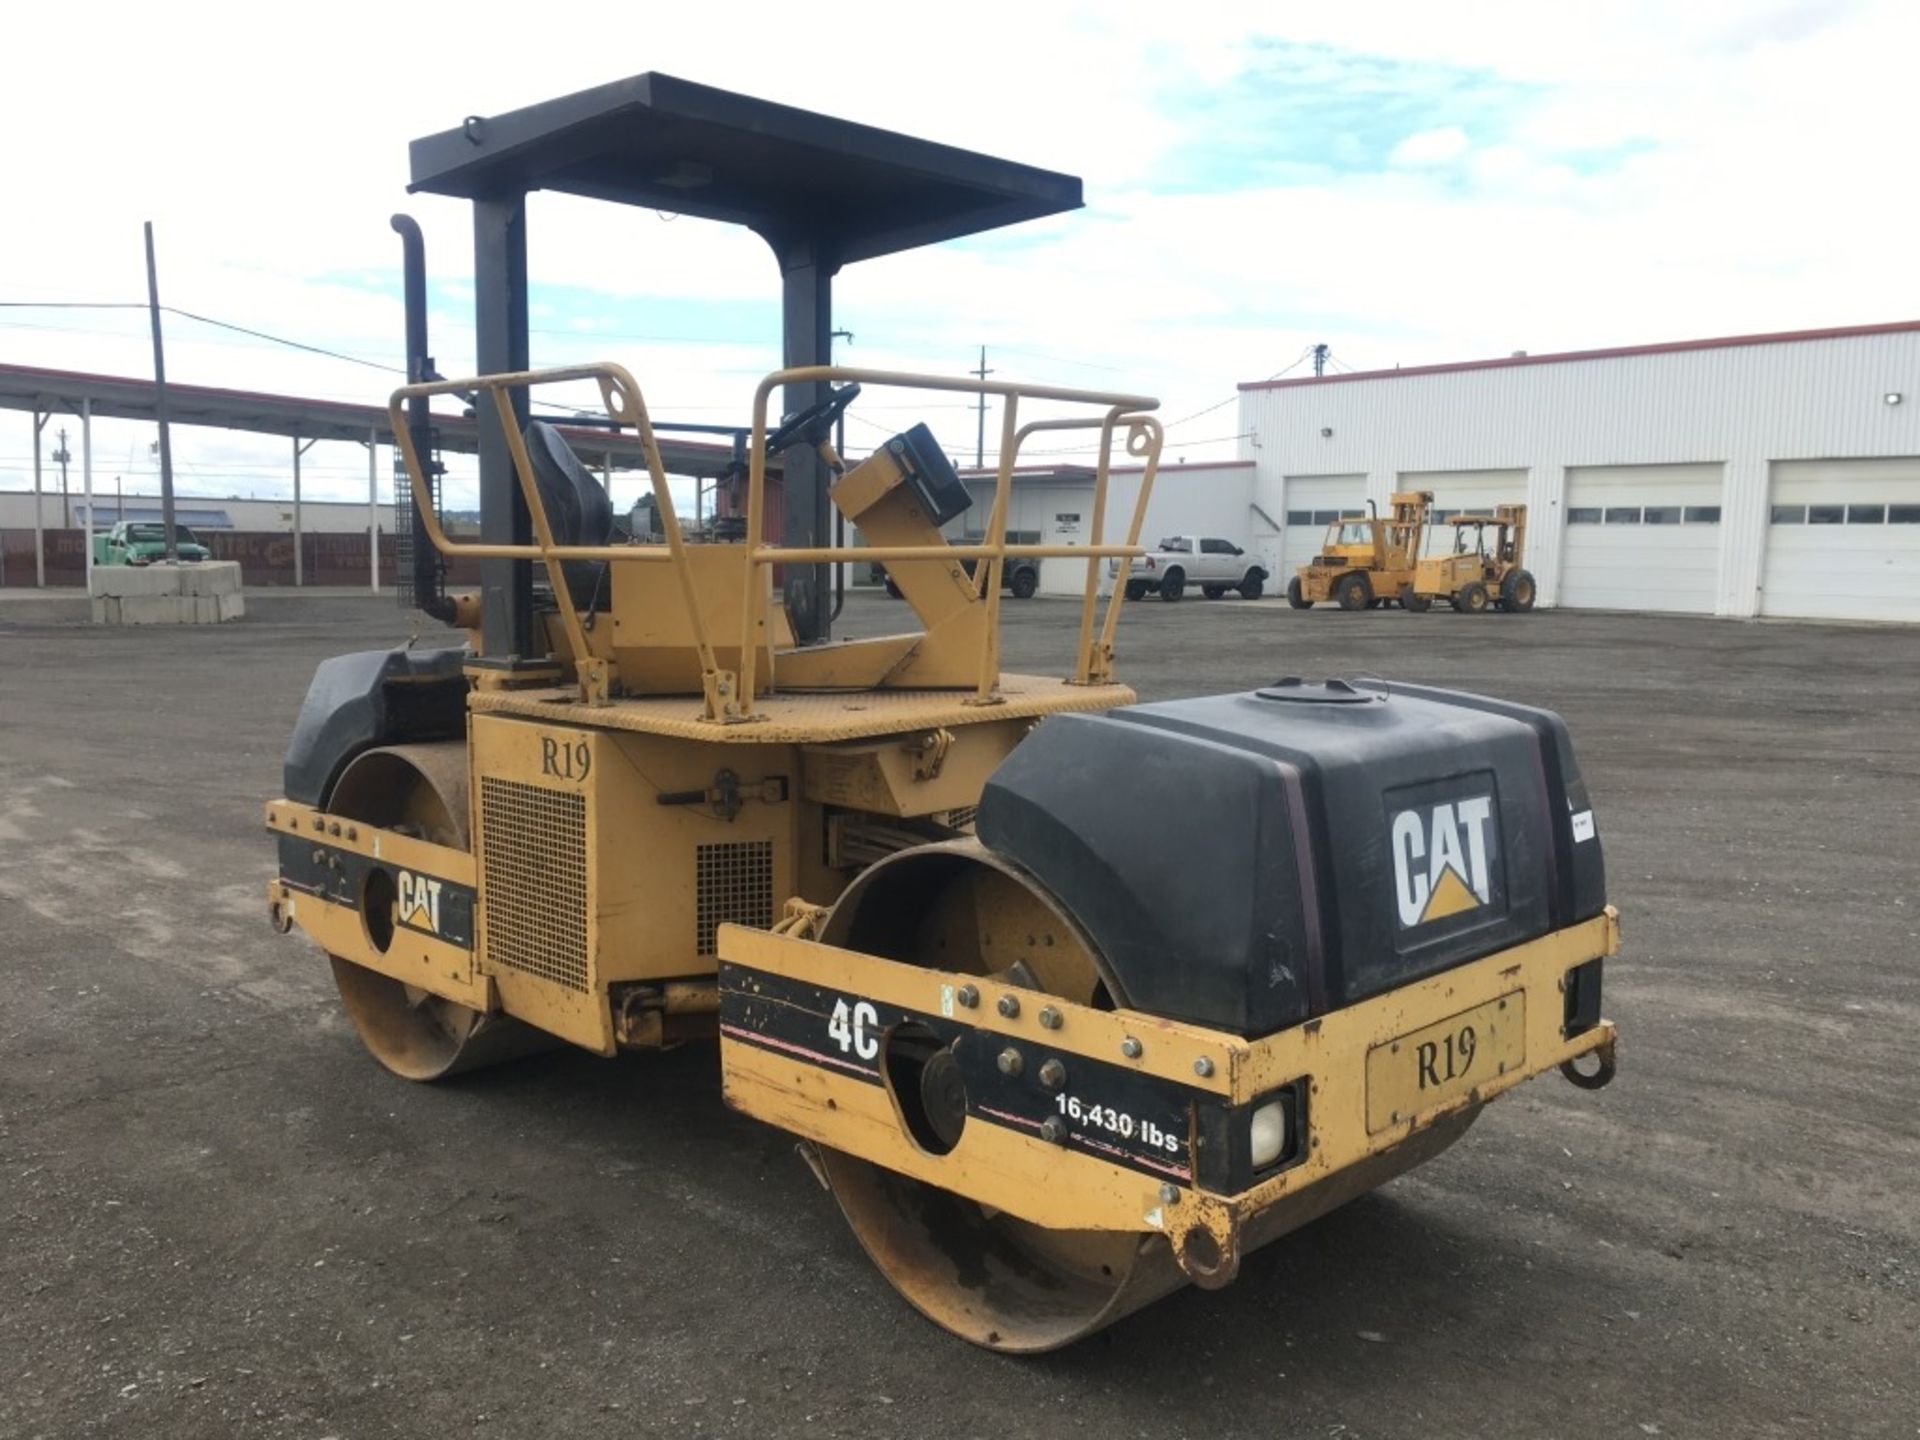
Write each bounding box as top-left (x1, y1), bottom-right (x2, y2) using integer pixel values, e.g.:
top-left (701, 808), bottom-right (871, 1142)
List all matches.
top-left (368, 427), bottom-right (380, 593)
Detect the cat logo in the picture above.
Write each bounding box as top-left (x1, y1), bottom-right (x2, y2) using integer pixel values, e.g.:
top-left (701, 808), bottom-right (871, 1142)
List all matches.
top-left (1391, 797), bottom-right (1496, 929)
top-left (396, 870), bottom-right (444, 936)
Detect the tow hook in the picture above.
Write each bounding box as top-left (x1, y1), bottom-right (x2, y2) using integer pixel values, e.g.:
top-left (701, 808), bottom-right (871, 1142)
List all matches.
top-left (1175, 1211), bottom-right (1242, 1290)
top-left (268, 891), bottom-right (294, 935)
top-left (1560, 1032), bottom-right (1617, 1091)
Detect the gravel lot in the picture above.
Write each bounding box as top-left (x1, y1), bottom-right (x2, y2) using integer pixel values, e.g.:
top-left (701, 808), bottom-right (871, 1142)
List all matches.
top-left (1, 592), bottom-right (1915, 1438)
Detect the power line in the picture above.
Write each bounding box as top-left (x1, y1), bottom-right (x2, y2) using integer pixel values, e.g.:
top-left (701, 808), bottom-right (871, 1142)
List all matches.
top-left (166, 307), bottom-right (404, 374)
top-left (0, 300), bottom-right (405, 374)
top-left (0, 300), bottom-right (145, 310)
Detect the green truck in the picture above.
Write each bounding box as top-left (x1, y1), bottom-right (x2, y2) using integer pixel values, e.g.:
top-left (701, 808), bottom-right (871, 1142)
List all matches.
top-left (93, 521), bottom-right (213, 566)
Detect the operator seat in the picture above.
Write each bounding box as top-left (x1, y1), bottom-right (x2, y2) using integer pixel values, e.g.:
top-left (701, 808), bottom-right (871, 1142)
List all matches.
top-left (523, 421), bottom-right (614, 610)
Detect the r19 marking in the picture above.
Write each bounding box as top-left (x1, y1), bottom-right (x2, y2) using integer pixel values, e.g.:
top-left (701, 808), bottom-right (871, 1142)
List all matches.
top-left (1417, 1024), bottom-right (1477, 1090)
top-left (540, 735), bottom-right (591, 781)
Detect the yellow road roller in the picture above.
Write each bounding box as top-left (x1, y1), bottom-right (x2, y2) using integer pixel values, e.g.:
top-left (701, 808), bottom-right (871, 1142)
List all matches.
top-left (266, 75), bottom-right (1618, 1352)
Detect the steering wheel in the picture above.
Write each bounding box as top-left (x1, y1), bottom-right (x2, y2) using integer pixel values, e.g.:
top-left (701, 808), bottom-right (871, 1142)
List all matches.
top-left (767, 383), bottom-right (861, 453)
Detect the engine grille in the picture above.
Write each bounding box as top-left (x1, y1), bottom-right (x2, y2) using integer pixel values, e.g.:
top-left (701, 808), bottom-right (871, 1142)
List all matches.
top-left (696, 840), bottom-right (774, 955)
top-left (480, 777), bottom-right (589, 992)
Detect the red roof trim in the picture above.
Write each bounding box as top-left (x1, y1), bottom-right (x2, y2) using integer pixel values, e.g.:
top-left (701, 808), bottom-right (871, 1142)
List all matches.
top-left (1237, 319), bottom-right (1920, 392)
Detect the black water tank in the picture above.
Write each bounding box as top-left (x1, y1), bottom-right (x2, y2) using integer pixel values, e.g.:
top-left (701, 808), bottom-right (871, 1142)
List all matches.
top-left (976, 679), bottom-right (1606, 1036)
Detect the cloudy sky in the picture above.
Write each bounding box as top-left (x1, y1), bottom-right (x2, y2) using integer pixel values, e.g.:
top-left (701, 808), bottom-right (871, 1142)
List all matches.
top-left (3, 0), bottom-right (1915, 513)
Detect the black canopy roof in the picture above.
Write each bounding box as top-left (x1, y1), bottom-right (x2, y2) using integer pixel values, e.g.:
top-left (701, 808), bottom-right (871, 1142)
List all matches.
top-left (409, 73), bottom-right (1082, 264)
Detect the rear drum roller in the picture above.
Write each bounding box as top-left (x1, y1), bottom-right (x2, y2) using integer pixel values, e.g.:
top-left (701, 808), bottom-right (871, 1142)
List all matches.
top-left (809, 843), bottom-right (1479, 1351)
top-left (324, 744), bottom-right (551, 1082)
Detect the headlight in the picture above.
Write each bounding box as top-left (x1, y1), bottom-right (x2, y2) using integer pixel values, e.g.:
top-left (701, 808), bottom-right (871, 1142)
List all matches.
top-left (1250, 1097), bottom-right (1289, 1170)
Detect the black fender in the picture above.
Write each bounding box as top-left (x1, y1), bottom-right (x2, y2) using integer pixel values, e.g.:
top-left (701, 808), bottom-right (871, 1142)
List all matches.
top-left (283, 646), bottom-right (469, 806)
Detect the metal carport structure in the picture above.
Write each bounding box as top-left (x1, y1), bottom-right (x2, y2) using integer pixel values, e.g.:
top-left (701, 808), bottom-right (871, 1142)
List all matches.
top-left (0, 361), bottom-right (750, 588)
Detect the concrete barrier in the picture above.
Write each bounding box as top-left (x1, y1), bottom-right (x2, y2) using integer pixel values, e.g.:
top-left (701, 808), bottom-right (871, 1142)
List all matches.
top-left (91, 561), bottom-right (246, 625)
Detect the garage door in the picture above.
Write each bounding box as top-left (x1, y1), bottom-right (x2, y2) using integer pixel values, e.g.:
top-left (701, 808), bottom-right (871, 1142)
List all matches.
top-left (1280, 474), bottom-right (1366, 576)
top-left (1560, 463), bottom-right (1724, 613)
top-left (1398, 469), bottom-right (1528, 525)
top-left (1762, 458), bottom-right (1920, 622)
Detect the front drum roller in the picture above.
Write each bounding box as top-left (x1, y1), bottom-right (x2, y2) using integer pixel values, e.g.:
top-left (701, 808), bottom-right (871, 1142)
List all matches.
top-left (810, 843), bottom-right (1480, 1352)
top-left (324, 743), bottom-right (552, 1082)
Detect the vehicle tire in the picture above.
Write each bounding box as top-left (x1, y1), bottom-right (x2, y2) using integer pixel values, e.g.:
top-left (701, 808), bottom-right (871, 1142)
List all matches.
top-left (1009, 566), bottom-right (1038, 600)
top-left (1202, 585), bottom-right (1226, 600)
top-left (1457, 581), bottom-right (1491, 614)
top-left (884, 578), bottom-right (903, 600)
top-left (1159, 568), bottom-right (1185, 602)
top-left (1125, 579), bottom-right (1149, 602)
top-left (1238, 573), bottom-right (1264, 600)
top-left (1399, 585), bottom-right (1432, 613)
top-left (1334, 573), bottom-right (1372, 611)
top-left (1501, 568), bottom-right (1537, 612)
top-left (1286, 576), bottom-right (1311, 609)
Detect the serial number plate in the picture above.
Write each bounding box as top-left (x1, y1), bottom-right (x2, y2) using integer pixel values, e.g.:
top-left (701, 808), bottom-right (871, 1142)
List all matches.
top-left (1366, 992), bottom-right (1525, 1133)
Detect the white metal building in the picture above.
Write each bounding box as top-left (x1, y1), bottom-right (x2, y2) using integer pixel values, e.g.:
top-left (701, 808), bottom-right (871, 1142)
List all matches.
top-left (1238, 321), bottom-right (1920, 622)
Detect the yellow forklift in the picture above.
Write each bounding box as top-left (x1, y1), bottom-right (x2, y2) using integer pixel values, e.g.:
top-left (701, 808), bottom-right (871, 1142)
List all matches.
top-left (1408, 504), bottom-right (1537, 613)
top-left (1286, 490), bottom-right (1431, 609)
top-left (266, 75), bottom-right (1617, 1352)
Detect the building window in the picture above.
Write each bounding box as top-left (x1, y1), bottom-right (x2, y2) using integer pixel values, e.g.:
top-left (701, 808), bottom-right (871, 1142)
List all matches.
top-left (1340, 508), bottom-right (1366, 519)
top-left (1770, 505), bottom-right (1806, 524)
top-left (1847, 503), bottom-right (1887, 524)
top-left (1808, 504), bottom-right (1845, 525)
top-left (1567, 507), bottom-right (1602, 524)
top-left (1643, 506), bottom-right (1680, 525)
top-left (1604, 507), bottom-right (1642, 525)
top-left (1684, 506), bottom-right (1722, 524)
top-left (1311, 509), bottom-right (1342, 525)
top-left (1286, 510), bottom-right (1314, 526)
top-left (1431, 507), bottom-right (1456, 522)
top-left (1889, 504), bottom-right (1920, 524)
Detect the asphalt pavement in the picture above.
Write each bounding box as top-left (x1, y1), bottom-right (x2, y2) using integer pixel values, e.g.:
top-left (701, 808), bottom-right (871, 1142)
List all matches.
top-left (1, 592), bottom-right (1914, 1438)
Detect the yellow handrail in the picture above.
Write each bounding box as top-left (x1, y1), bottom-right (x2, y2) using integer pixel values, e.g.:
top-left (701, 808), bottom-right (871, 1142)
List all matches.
top-left (387, 362), bottom-right (724, 708)
top-left (389, 361), bottom-right (1165, 720)
top-left (737, 365), bottom-right (1163, 713)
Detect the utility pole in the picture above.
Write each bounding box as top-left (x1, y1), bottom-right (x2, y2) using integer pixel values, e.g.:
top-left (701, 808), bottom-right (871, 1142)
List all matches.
top-left (145, 221), bottom-right (179, 563)
top-left (972, 345), bottom-right (993, 469)
top-left (55, 429), bottom-right (73, 529)
top-left (1312, 342), bottom-right (1330, 378)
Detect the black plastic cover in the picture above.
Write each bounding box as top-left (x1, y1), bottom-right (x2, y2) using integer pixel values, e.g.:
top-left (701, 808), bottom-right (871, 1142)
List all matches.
top-left (282, 647), bottom-right (469, 805)
top-left (976, 680), bottom-right (1607, 1036)
top-left (892, 423), bottom-right (971, 527)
